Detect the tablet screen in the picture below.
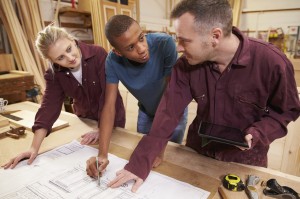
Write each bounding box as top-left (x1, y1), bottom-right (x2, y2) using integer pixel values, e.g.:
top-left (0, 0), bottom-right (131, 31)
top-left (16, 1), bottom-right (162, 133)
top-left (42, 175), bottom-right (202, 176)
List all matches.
top-left (198, 121), bottom-right (249, 147)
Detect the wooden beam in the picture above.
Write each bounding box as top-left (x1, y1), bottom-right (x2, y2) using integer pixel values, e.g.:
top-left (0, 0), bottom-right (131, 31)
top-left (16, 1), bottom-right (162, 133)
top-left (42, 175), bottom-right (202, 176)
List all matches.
top-left (242, 7), bottom-right (300, 14)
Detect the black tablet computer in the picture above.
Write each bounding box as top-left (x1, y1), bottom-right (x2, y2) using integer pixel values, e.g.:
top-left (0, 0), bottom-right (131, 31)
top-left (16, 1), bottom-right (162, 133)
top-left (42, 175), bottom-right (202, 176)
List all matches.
top-left (198, 121), bottom-right (249, 148)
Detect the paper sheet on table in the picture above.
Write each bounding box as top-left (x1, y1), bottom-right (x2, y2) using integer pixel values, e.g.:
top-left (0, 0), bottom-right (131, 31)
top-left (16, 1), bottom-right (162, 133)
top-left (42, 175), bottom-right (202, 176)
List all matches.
top-left (0, 141), bottom-right (210, 199)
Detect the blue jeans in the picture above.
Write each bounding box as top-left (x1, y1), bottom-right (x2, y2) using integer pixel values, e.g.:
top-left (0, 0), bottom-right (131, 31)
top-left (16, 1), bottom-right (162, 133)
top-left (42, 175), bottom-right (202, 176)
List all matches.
top-left (137, 107), bottom-right (188, 144)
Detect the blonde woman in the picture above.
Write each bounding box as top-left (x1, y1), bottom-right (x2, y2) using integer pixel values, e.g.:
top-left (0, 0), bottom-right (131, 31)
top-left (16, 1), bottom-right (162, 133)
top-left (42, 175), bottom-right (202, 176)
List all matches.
top-left (3, 25), bottom-right (125, 169)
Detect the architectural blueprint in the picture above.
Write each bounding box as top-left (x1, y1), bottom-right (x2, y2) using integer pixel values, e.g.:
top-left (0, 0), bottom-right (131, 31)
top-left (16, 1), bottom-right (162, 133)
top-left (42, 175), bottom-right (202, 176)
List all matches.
top-left (0, 141), bottom-right (210, 199)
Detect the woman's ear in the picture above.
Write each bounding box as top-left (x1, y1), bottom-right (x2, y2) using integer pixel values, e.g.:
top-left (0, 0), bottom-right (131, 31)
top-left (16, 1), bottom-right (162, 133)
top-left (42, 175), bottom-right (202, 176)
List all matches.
top-left (112, 48), bottom-right (122, 57)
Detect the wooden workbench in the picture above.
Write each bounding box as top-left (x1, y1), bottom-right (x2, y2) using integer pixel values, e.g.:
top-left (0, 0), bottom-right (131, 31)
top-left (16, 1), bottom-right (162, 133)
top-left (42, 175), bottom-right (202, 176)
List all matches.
top-left (0, 101), bottom-right (299, 199)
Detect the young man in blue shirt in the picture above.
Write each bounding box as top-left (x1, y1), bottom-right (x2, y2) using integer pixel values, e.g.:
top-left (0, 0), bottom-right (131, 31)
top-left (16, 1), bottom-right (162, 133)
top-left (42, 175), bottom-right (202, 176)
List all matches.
top-left (86, 15), bottom-right (187, 177)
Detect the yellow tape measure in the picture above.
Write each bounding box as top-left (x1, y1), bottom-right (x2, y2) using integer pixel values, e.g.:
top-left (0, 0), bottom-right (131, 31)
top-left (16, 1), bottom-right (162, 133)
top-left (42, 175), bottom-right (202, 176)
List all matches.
top-left (223, 174), bottom-right (245, 192)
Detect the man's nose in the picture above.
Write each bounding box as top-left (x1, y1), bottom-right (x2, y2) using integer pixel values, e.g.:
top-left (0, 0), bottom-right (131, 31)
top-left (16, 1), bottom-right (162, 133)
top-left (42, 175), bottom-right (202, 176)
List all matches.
top-left (136, 43), bottom-right (146, 54)
top-left (176, 44), bottom-right (184, 53)
top-left (66, 53), bottom-right (73, 60)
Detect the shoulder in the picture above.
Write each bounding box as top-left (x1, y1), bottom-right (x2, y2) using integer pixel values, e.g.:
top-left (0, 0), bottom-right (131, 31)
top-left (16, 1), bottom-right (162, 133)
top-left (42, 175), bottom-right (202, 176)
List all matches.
top-left (106, 50), bottom-right (124, 67)
top-left (147, 33), bottom-right (175, 46)
top-left (248, 38), bottom-right (291, 68)
top-left (78, 41), bottom-right (107, 59)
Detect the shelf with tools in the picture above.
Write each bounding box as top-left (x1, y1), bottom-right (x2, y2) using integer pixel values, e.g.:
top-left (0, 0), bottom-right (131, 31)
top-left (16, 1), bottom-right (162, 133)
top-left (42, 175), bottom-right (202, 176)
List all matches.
top-left (58, 7), bottom-right (94, 44)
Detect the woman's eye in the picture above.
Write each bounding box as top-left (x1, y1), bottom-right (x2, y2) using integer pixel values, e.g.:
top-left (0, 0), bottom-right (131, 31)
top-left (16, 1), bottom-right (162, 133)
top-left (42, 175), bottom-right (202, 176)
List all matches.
top-left (57, 55), bottom-right (64, 61)
top-left (67, 46), bottom-right (72, 52)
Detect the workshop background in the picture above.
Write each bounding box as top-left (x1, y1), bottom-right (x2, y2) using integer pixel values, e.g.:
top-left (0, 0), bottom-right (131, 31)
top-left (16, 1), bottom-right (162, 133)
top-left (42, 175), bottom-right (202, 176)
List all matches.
top-left (0, 0), bottom-right (300, 177)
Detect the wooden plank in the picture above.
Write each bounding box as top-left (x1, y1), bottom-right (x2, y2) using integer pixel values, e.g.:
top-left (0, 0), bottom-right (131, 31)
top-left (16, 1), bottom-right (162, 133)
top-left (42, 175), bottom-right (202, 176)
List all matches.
top-left (1, 101), bottom-right (300, 199)
top-left (280, 119), bottom-right (300, 176)
top-left (0, 54), bottom-right (15, 71)
top-left (0, 115), bottom-right (9, 127)
top-left (4, 110), bottom-right (69, 132)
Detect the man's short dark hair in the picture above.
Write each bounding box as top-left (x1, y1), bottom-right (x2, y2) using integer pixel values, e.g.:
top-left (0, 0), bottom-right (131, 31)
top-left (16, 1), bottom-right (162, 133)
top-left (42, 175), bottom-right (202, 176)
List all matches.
top-left (171, 0), bottom-right (233, 37)
top-left (105, 15), bottom-right (137, 47)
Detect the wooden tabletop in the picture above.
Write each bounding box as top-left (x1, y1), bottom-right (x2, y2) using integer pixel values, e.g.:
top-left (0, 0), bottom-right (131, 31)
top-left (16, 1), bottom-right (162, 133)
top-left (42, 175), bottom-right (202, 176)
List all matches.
top-left (1, 101), bottom-right (300, 199)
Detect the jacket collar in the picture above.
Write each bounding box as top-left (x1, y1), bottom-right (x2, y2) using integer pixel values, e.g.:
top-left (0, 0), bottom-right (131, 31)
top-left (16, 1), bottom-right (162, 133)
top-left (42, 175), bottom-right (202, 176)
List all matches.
top-left (231, 27), bottom-right (251, 68)
top-left (77, 40), bottom-right (96, 61)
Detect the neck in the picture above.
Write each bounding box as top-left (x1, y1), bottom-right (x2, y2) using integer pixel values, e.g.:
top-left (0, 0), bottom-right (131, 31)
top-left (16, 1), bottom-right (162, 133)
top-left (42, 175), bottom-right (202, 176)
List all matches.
top-left (215, 33), bottom-right (240, 73)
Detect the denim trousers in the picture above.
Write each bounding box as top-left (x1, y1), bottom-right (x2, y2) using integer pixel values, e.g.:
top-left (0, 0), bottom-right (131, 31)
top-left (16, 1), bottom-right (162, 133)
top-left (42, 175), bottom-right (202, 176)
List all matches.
top-left (137, 107), bottom-right (188, 144)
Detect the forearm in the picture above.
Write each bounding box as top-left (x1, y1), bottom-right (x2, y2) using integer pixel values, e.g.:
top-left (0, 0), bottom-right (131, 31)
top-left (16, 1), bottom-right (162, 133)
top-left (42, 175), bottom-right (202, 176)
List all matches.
top-left (30, 128), bottom-right (47, 152)
top-left (98, 106), bottom-right (115, 157)
top-left (250, 109), bottom-right (299, 146)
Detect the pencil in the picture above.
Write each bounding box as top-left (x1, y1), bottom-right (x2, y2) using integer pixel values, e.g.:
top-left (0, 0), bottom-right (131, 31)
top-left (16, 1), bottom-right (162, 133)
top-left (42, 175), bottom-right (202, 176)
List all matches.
top-left (96, 156), bottom-right (100, 186)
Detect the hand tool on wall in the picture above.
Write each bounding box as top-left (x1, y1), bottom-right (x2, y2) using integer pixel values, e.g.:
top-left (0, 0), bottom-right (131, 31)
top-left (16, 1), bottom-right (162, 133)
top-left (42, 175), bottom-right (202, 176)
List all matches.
top-left (246, 175), bottom-right (260, 199)
top-left (263, 179), bottom-right (300, 199)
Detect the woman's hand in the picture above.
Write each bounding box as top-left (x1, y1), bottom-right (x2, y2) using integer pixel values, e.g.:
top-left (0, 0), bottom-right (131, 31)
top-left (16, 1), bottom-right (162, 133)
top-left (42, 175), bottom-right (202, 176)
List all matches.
top-left (2, 148), bottom-right (38, 169)
top-left (81, 128), bottom-right (99, 145)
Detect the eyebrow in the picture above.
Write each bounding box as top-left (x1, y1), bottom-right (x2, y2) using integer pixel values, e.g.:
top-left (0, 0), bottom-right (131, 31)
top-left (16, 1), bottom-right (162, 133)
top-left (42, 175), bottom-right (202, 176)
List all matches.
top-left (177, 36), bottom-right (192, 42)
top-left (124, 32), bottom-right (144, 50)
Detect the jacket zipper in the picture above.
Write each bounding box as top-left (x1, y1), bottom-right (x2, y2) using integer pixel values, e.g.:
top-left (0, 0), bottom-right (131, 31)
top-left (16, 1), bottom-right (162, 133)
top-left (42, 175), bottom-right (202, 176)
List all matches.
top-left (239, 98), bottom-right (269, 113)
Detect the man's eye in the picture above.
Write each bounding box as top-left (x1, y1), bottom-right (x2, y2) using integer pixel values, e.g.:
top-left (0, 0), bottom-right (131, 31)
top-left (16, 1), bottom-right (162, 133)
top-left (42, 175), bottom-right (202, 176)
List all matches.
top-left (127, 45), bottom-right (134, 51)
top-left (139, 35), bottom-right (144, 42)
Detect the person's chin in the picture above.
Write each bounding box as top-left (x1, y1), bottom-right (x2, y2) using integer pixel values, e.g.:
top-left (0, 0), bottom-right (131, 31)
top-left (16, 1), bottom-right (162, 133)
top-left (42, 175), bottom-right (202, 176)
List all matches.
top-left (140, 55), bottom-right (150, 63)
top-left (186, 57), bottom-right (195, 65)
top-left (70, 62), bottom-right (80, 69)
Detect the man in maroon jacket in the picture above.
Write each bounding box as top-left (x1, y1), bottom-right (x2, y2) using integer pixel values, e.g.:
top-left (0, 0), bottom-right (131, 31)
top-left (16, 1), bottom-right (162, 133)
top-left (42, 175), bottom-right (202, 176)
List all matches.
top-left (107, 0), bottom-right (300, 192)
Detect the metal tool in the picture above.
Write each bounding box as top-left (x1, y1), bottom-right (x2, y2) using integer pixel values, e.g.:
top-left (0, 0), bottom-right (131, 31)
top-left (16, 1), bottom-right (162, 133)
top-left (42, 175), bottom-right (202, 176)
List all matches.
top-left (0, 110), bottom-right (22, 121)
top-left (246, 175), bottom-right (260, 199)
top-left (96, 156), bottom-right (100, 186)
top-left (222, 174), bottom-right (245, 192)
top-left (0, 126), bottom-right (25, 139)
top-left (263, 179), bottom-right (300, 199)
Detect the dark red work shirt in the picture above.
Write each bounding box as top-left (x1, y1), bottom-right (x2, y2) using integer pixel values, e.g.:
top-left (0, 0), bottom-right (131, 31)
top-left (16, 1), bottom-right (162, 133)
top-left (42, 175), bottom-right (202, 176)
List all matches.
top-left (32, 41), bottom-right (125, 135)
top-left (124, 27), bottom-right (300, 180)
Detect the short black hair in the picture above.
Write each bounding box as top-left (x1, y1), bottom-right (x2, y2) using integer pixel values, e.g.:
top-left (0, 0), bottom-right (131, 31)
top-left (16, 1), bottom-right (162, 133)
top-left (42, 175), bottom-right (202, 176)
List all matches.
top-left (105, 15), bottom-right (137, 47)
top-left (171, 0), bottom-right (232, 37)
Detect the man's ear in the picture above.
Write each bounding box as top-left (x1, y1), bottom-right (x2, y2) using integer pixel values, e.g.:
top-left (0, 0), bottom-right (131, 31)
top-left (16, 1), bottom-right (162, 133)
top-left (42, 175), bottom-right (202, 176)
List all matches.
top-left (112, 48), bottom-right (122, 57)
top-left (211, 28), bottom-right (222, 47)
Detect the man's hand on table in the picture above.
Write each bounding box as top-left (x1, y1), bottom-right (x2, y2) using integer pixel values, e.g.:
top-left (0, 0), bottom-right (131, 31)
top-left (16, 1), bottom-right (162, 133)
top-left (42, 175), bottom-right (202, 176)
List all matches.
top-left (81, 128), bottom-right (99, 145)
top-left (2, 148), bottom-right (38, 169)
top-left (108, 169), bottom-right (144, 193)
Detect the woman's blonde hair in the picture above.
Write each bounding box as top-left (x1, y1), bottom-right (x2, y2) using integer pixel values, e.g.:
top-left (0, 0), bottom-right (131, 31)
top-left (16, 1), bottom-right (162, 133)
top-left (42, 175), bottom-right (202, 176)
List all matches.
top-left (35, 24), bottom-right (75, 60)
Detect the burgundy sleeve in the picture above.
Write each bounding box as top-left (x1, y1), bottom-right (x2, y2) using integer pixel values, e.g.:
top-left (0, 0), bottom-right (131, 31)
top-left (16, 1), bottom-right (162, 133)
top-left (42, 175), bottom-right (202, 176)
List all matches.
top-left (124, 58), bottom-right (193, 180)
top-left (250, 57), bottom-right (300, 147)
top-left (32, 70), bottom-right (65, 136)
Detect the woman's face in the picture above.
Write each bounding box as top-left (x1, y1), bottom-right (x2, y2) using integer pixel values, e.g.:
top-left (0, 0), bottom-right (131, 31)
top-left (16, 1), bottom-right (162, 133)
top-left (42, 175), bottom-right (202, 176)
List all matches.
top-left (47, 38), bottom-right (81, 69)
